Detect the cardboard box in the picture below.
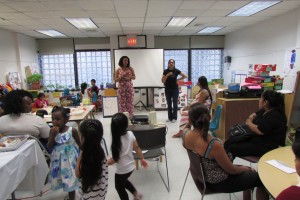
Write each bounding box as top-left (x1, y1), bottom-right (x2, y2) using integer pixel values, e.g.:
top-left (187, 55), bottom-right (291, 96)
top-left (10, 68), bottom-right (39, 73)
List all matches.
top-left (254, 64), bottom-right (277, 72)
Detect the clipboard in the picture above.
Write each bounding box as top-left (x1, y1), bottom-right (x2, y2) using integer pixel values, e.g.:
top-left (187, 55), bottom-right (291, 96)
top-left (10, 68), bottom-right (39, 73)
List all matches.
top-left (102, 96), bottom-right (119, 118)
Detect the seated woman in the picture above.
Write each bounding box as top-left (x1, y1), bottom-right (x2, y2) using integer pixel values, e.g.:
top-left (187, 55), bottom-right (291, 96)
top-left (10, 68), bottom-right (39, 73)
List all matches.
top-left (276, 139), bottom-right (300, 200)
top-left (183, 103), bottom-right (268, 200)
top-left (225, 90), bottom-right (287, 157)
top-left (33, 92), bottom-right (49, 108)
top-left (0, 90), bottom-right (50, 139)
top-left (173, 76), bottom-right (212, 138)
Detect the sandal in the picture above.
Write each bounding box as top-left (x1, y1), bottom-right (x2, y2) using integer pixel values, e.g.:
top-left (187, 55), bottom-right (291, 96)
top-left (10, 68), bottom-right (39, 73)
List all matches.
top-left (172, 133), bottom-right (182, 138)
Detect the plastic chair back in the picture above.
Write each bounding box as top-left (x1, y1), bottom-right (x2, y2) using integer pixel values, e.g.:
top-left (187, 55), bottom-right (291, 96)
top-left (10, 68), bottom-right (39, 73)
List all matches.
top-left (210, 105), bottom-right (222, 131)
top-left (132, 126), bottom-right (166, 150)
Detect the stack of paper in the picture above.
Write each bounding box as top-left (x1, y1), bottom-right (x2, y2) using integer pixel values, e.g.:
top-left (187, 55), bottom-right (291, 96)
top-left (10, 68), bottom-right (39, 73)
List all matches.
top-left (266, 160), bottom-right (296, 174)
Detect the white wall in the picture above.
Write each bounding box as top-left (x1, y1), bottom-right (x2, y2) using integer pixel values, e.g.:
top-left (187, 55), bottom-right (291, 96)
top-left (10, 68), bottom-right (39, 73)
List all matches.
top-left (0, 29), bottom-right (38, 89)
top-left (224, 7), bottom-right (300, 91)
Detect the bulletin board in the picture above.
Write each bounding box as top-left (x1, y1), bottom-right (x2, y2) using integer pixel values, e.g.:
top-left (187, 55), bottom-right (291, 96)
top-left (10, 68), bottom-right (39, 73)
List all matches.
top-left (102, 96), bottom-right (119, 118)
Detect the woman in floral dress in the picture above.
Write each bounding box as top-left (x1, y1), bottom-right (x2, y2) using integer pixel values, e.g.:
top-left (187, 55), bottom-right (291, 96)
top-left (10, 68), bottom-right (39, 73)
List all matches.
top-left (115, 56), bottom-right (136, 118)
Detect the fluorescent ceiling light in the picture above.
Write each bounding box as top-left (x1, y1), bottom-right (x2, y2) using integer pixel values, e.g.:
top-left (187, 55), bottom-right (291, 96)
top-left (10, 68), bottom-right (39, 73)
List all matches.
top-left (167, 17), bottom-right (196, 27)
top-left (36, 30), bottom-right (66, 37)
top-left (198, 26), bottom-right (223, 34)
top-left (65, 18), bottom-right (98, 29)
top-left (228, 1), bottom-right (281, 17)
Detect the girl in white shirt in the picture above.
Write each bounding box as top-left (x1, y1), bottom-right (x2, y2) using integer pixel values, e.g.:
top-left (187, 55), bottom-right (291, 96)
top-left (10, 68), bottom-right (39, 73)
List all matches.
top-left (108, 113), bottom-right (148, 200)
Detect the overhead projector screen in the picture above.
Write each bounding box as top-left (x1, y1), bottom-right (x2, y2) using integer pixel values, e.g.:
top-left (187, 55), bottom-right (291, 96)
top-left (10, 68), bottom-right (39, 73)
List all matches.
top-left (114, 49), bottom-right (164, 87)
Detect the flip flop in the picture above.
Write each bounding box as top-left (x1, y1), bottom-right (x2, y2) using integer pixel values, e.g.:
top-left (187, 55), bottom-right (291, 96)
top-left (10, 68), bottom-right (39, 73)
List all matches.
top-left (172, 133), bottom-right (181, 138)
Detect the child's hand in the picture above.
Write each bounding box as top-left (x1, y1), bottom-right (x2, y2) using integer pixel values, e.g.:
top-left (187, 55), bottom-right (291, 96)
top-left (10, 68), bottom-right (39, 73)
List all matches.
top-left (51, 126), bottom-right (59, 135)
top-left (140, 159), bottom-right (148, 168)
top-left (107, 157), bottom-right (115, 165)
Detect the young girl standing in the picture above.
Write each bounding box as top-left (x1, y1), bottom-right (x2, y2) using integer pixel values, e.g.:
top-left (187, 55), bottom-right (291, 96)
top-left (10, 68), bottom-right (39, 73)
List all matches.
top-left (47, 106), bottom-right (81, 200)
top-left (76, 119), bottom-right (108, 200)
top-left (108, 113), bottom-right (148, 200)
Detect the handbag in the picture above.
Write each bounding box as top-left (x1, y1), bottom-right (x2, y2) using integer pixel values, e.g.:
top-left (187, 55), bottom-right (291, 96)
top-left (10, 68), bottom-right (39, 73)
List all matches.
top-left (224, 124), bottom-right (256, 151)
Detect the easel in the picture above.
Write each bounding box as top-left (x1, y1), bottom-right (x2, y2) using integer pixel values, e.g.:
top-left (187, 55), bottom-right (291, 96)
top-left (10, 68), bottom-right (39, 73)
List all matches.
top-left (134, 88), bottom-right (149, 111)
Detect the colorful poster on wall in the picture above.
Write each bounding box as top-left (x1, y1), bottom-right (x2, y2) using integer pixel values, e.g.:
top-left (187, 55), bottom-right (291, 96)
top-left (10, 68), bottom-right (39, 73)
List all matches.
top-left (6, 72), bottom-right (22, 89)
top-left (154, 86), bottom-right (188, 109)
top-left (283, 48), bottom-right (298, 77)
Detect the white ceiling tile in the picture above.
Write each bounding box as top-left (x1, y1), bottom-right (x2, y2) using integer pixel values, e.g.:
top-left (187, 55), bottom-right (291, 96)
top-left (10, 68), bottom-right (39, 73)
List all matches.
top-left (210, 1), bottom-right (249, 9)
top-left (102, 31), bottom-right (124, 35)
top-left (0, 13), bottom-right (31, 20)
top-left (147, 1), bottom-right (182, 17)
top-left (55, 11), bottom-right (89, 18)
top-left (145, 17), bottom-right (170, 23)
top-left (174, 10), bottom-right (206, 17)
top-left (123, 27), bottom-right (143, 31)
top-left (24, 11), bottom-right (61, 19)
top-left (271, 1), bottom-right (300, 10)
top-left (92, 18), bottom-right (119, 24)
top-left (0, 20), bottom-right (16, 26)
top-left (201, 9), bottom-right (232, 17)
top-left (9, 19), bottom-right (44, 26)
top-left (0, 3), bottom-right (17, 12)
top-left (40, 1), bottom-right (82, 11)
top-left (119, 18), bottom-right (144, 23)
top-left (97, 23), bottom-right (121, 28)
top-left (121, 23), bottom-right (143, 27)
top-left (114, 0), bottom-right (147, 17)
top-left (0, 25), bottom-right (30, 31)
top-left (4, 2), bottom-right (49, 11)
top-left (142, 30), bottom-right (161, 35)
top-left (39, 19), bottom-right (72, 26)
top-left (101, 27), bottom-right (122, 31)
top-left (254, 9), bottom-right (290, 17)
top-left (123, 30), bottom-right (142, 35)
top-left (144, 22), bottom-right (166, 27)
top-left (179, 1), bottom-right (216, 10)
top-left (77, 0), bottom-right (114, 11)
top-left (87, 10), bottom-right (117, 18)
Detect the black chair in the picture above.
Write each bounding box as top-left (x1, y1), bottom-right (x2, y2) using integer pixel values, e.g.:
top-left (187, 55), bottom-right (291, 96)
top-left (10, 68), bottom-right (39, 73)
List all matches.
top-left (132, 126), bottom-right (170, 192)
top-left (179, 149), bottom-right (231, 200)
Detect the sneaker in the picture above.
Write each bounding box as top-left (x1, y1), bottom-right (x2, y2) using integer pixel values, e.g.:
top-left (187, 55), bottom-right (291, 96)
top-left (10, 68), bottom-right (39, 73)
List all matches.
top-left (166, 119), bottom-right (171, 122)
top-left (172, 119), bottom-right (177, 123)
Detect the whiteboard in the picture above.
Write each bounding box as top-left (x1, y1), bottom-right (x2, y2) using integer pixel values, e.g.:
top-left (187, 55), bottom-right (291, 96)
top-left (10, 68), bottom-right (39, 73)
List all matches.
top-left (102, 96), bottom-right (118, 118)
top-left (114, 49), bottom-right (164, 87)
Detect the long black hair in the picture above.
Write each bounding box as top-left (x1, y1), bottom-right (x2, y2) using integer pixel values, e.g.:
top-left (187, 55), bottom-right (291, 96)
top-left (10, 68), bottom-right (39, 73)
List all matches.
top-left (198, 76), bottom-right (212, 110)
top-left (262, 90), bottom-right (287, 124)
top-left (111, 113), bottom-right (128, 162)
top-left (188, 103), bottom-right (211, 141)
top-left (80, 82), bottom-right (87, 94)
top-left (4, 89), bottom-right (33, 115)
top-left (79, 119), bottom-right (105, 193)
top-left (118, 56), bottom-right (130, 67)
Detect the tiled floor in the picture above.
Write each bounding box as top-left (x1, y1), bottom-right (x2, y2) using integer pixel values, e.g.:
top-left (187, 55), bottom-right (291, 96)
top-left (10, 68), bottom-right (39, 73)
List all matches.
top-left (13, 109), bottom-right (254, 200)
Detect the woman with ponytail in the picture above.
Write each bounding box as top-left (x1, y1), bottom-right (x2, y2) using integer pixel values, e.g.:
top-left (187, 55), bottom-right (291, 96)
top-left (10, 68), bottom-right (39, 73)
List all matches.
top-left (225, 90), bottom-right (287, 157)
top-left (182, 103), bottom-right (268, 200)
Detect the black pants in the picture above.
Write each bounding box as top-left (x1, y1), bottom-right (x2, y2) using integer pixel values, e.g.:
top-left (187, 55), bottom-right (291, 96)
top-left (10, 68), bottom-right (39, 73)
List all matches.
top-left (165, 89), bottom-right (179, 120)
top-left (115, 171), bottom-right (136, 200)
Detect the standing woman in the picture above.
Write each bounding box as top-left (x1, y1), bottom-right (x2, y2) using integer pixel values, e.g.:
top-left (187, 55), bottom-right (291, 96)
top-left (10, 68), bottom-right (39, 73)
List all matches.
top-left (115, 56), bottom-right (136, 118)
top-left (161, 59), bottom-right (187, 122)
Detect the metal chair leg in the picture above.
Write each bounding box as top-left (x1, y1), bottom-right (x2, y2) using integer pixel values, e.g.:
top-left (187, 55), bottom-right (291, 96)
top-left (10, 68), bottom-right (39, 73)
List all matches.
top-left (179, 169), bottom-right (190, 200)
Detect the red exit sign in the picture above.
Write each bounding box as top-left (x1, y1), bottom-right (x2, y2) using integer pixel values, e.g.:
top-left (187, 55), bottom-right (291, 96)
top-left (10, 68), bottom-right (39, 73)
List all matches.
top-left (127, 37), bottom-right (137, 46)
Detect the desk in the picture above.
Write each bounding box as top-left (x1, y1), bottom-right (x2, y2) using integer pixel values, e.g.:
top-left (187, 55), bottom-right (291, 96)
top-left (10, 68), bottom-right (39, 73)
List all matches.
top-left (0, 140), bottom-right (49, 200)
top-left (42, 105), bottom-right (95, 128)
top-left (129, 124), bottom-right (166, 131)
top-left (258, 146), bottom-right (298, 198)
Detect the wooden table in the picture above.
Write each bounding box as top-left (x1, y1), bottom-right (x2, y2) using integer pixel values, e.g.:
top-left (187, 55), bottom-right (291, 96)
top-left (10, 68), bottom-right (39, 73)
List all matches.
top-left (258, 146), bottom-right (298, 198)
top-left (40, 105), bottom-right (95, 128)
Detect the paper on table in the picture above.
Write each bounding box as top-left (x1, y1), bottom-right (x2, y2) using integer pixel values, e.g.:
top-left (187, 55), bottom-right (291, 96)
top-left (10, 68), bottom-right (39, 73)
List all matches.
top-left (266, 159), bottom-right (296, 174)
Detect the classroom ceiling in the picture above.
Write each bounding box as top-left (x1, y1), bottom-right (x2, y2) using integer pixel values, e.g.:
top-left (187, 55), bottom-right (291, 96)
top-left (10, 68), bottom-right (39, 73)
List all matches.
top-left (0, 0), bottom-right (299, 38)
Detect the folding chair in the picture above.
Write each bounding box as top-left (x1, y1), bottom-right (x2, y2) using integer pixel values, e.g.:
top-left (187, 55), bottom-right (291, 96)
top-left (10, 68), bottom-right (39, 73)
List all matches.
top-left (209, 105), bottom-right (222, 137)
top-left (179, 149), bottom-right (231, 200)
top-left (132, 126), bottom-right (170, 192)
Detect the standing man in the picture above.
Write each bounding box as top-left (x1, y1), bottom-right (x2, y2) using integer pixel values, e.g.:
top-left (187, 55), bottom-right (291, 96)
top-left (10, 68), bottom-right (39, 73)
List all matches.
top-left (161, 59), bottom-right (187, 122)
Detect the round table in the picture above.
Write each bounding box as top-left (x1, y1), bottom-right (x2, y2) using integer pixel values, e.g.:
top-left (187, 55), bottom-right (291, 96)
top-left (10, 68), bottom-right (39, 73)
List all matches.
top-left (258, 146), bottom-right (299, 198)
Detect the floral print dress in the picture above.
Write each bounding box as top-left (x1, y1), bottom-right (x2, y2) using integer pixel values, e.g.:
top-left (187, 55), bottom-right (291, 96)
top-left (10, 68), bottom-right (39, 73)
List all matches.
top-left (117, 67), bottom-right (134, 117)
top-left (48, 127), bottom-right (79, 192)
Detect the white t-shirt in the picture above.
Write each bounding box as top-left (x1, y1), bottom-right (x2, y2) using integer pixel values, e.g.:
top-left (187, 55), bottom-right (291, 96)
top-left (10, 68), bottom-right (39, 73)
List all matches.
top-left (116, 131), bottom-right (136, 174)
top-left (0, 113), bottom-right (50, 138)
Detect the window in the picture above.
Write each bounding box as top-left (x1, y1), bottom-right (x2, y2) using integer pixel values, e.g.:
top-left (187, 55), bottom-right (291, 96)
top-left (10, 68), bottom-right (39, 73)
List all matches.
top-left (191, 49), bottom-right (223, 85)
top-left (164, 50), bottom-right (189, 79)
top-left (76, 50), bottom-right (112, 86)
top-left (40, 54), bottom-right (75, 87)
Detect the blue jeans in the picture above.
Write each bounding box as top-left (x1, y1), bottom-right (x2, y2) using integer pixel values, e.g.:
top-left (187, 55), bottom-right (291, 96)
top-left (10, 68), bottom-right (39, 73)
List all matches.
top-left (165, 89), bottom-right (179, 120)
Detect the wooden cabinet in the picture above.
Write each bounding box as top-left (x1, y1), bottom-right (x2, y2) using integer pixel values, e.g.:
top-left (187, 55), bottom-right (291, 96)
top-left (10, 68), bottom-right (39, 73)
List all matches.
top-left (215, 94), bottom-right (294, 141)
top-left (215, 98), bottom-right (259, 141)
top-left (289, 71), bottom-right (300, 127)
